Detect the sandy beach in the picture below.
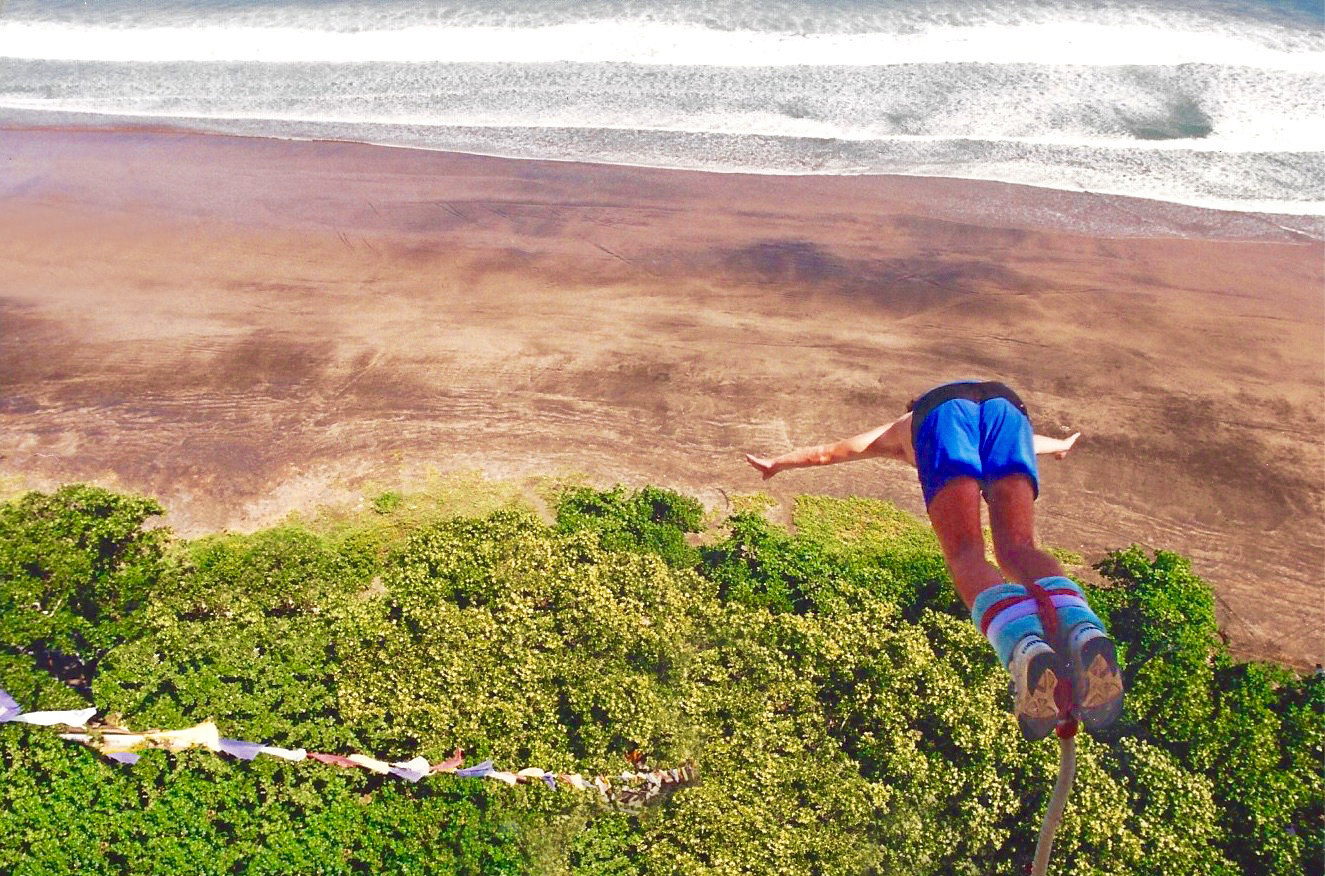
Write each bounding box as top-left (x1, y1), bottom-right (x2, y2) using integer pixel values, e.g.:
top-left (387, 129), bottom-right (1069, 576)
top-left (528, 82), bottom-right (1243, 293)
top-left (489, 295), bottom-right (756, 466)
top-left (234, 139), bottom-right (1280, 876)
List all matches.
top-left (1, 126), bottom-right (1321, 666)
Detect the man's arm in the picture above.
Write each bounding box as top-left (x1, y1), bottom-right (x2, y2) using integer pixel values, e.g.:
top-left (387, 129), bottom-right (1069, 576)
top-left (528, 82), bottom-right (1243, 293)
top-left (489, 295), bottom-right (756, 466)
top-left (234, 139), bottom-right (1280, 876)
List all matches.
top-left (745, 414), bottom-right (912, 480)
top-left (1033, 431), bottom-right (1080, 460)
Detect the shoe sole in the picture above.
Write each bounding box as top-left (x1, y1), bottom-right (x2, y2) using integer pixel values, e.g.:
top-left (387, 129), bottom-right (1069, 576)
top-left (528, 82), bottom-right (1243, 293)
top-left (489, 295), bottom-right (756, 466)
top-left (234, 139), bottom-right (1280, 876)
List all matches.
top-left (1017, 650), bottom-right (1066, 742)
top-left (1073, 636), bottom-right (1124, 733)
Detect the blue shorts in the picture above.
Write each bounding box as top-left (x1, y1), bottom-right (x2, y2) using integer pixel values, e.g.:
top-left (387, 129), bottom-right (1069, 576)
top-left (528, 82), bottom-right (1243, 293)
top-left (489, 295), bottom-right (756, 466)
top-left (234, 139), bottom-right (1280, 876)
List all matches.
top-left (914, 397), bottom-right (1038, 506)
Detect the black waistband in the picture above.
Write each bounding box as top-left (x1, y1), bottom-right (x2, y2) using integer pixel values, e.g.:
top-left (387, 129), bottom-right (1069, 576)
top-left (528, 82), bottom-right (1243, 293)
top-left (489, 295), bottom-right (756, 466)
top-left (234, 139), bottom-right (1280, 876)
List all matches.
top-left (909, 381), bottom-right (1029, 446)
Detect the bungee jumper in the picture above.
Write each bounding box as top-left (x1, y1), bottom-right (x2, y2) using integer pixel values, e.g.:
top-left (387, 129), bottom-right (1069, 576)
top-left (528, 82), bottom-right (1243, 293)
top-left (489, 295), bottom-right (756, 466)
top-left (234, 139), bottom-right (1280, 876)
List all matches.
top-left (747, 379), bottom-right (1124, 872)
top-left (745, 379), bottom-right (1123, 739)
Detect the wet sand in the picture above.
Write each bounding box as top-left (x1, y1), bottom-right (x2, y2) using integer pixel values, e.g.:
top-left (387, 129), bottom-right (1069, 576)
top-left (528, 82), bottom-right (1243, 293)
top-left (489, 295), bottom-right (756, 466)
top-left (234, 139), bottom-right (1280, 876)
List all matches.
top-left (1, 126), bottom-right (1321, 666)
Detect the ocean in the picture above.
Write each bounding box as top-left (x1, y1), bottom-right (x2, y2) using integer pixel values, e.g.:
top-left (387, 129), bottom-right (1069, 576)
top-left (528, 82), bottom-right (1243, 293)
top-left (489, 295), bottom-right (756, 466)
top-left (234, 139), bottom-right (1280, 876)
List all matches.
top-left (1, 0), bottom-right (1321, 215)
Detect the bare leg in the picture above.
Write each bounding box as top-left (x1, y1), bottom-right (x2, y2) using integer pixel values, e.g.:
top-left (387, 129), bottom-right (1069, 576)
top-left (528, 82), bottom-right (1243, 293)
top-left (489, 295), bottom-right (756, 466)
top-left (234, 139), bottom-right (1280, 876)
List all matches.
top-left (988, 476), bottom-right (1124, 732)
top-left (927, 477), bottom-right (1004, 609)
top-left (935, 476), bottom-right (1069, 740)
top-left (986, 474), bottom-right (1067, 587)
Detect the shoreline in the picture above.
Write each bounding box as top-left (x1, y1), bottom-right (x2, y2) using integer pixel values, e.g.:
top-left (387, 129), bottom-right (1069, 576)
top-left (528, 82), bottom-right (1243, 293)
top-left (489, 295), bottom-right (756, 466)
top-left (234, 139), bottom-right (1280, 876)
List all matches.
top-left (1, 124), bottom-right (1320, 667)
top-left (3, 113), bottom-right (1323, 237)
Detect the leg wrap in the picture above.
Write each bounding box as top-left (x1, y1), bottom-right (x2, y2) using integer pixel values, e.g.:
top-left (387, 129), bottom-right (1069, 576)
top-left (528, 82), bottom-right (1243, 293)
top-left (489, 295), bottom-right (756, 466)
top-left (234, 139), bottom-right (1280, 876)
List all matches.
top-left (1035, 576), bottom-right (1107, 634)
top-left (973, 583), bottom-right (1049, 667)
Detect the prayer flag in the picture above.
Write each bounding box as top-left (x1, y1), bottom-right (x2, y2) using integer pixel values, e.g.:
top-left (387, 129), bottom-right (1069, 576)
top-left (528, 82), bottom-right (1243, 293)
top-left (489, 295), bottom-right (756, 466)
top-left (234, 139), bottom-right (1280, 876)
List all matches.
top-left (431, 748), bottom-right (464, 773)
top-left (219, 738), bottom-right (263, 761)
top-left (389, 757), bottom-right (431, 783)
top-left (151, 720), bottom-right (222, 752)
top-left (0, 689), bottom-right (21, 723)
top-left (560, 773), bottom-right (589, 790)
top-left (11, 686), bottom-right (697, 806)
top-left (13, 707), bottom-right (97, 728)
top-left (454, 760), bottom-right (494, 778)
top-left (98, 733), bottom-right (149, 753)
top-left (77, 720), bottom-right (221, 755)
top-left (347, 754), bottom-right (392, 774)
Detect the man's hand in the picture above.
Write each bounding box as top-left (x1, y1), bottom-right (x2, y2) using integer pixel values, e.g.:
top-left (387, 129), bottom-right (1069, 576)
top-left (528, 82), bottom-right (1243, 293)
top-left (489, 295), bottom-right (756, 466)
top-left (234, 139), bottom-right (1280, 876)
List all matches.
top-left (1034, 431), bottom-right (1081, 460)
top-left (1053, 432), bottom-right (1080, 459)
top-left (745, 454), bottom-right (779, 480)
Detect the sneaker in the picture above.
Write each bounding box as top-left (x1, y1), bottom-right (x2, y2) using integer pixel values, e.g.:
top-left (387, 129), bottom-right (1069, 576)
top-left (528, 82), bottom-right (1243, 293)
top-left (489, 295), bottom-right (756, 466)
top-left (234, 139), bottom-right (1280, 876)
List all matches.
top-left (1008, 634), bottom-right (1067, 741)
top-left (1065, 623), bottom-right (1124, 733)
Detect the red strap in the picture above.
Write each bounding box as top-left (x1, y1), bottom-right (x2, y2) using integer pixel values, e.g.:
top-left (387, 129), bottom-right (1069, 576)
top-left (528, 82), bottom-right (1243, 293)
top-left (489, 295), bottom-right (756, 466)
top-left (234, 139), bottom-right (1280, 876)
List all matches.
top-left (1025, 581), bottom-right (1080, 739)
top-left (978, 595), bottom-right (1033, 636)
top-left (1024, 582), bottom-right (1061, 642)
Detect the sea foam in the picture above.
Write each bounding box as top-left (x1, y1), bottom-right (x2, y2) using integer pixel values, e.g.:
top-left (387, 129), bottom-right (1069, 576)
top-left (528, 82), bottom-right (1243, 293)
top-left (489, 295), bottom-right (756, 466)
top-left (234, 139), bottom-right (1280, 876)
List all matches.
top-left (0, 20), bottom-right (1319, 70)
top-left (0, 2), bottom-right (1321, 215)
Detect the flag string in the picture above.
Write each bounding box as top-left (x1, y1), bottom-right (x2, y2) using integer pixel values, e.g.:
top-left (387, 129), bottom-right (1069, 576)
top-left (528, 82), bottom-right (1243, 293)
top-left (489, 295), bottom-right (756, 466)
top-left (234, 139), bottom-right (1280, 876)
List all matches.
top-left (0, 688), bottom-right (696, 808)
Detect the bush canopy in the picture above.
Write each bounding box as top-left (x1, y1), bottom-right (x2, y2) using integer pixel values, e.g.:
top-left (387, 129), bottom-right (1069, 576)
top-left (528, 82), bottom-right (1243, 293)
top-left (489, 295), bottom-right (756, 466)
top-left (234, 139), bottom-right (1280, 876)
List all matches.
top-left (0, 485), bottom-right (1319, 875)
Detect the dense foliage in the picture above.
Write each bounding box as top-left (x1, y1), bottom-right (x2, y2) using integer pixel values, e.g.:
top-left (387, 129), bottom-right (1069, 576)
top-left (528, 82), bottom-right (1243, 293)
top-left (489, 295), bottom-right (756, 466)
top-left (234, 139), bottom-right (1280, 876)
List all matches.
top-left (0, 484), bottom-right (1320, 875)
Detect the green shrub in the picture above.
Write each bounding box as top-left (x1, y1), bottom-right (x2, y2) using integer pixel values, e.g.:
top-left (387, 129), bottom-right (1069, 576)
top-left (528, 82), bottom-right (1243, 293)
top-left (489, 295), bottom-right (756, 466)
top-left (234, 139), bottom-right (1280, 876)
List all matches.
top-left (699, 511), bottom-right (805, 612)
top-left (177, 524), bottom-right (365, 620)
top-left (1193, 661), bottom-right (1321, 876)
top-left (1282, 672), bottom-right (1325, 876)
top-left (343, 510), bottom-right (709, 767)
top-left (1092, 547), bottom-right (1221, 745)
top-left (1091, 546), bottom-right (1321, 875)
top-left (0, 728), bottom-right (525, 876)
top-left (699, 502), bottom-right (938, 617)
top-left (0, 485), bottom-right (168, 685)
top-left (0, 485), bottom-right (1319, 876)
top-left (555, 485), bottom-right (703, 569)
top-left (791, 494), bottom-right (956, 618)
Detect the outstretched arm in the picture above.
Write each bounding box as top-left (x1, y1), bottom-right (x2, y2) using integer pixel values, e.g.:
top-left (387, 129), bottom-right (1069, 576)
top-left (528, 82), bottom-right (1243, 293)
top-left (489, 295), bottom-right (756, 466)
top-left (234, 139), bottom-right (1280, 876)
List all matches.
top-left (1033, 431), bottom-right (1080, 460)
top-left (745, 414), bottom-right (912, 480)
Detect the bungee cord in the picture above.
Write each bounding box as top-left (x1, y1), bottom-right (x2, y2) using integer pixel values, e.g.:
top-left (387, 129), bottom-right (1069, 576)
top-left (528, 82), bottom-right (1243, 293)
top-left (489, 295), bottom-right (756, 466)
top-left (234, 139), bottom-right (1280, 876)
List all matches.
top-left (1033, 731), bottom-right (1077, 876)
top-left (1025, 579), bottom-right (1081, 876)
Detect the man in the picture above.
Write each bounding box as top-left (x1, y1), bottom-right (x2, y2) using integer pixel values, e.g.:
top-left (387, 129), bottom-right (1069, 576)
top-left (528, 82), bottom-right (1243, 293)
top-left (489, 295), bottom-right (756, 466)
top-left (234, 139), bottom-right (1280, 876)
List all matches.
top-left (745, 379), bottom-right (1122, 740)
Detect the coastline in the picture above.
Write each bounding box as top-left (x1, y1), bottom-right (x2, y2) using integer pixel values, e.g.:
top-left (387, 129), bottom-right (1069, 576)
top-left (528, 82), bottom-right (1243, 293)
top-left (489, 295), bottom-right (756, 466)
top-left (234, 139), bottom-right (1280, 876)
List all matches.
top-left (3, 110), bottom-right (1323, 236)
top-left (1, 123), bottom-right (1321, 667)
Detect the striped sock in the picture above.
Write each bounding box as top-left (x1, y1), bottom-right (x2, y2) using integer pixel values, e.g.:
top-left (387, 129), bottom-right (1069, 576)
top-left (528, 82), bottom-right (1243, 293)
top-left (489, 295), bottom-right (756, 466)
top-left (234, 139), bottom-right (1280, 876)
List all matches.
top-left (1034, 576), bottom-right (1108, 635)
top-left (972, 583), bottom-right (1048, 668)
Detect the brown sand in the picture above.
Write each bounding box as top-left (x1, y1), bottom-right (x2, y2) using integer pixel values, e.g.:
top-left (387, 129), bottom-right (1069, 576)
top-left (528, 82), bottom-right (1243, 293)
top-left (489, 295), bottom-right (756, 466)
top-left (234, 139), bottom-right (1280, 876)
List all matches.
top-left (1, 126), bottom-right (1321, 666)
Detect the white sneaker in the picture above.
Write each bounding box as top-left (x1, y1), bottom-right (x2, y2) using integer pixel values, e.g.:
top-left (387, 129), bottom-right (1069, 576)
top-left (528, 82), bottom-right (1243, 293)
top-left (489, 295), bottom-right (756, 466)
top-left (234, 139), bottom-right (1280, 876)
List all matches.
top-left (1065, 623), bottom-right (1124, 734)
top-left (1008, 634), bottom-right (1066, 741)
